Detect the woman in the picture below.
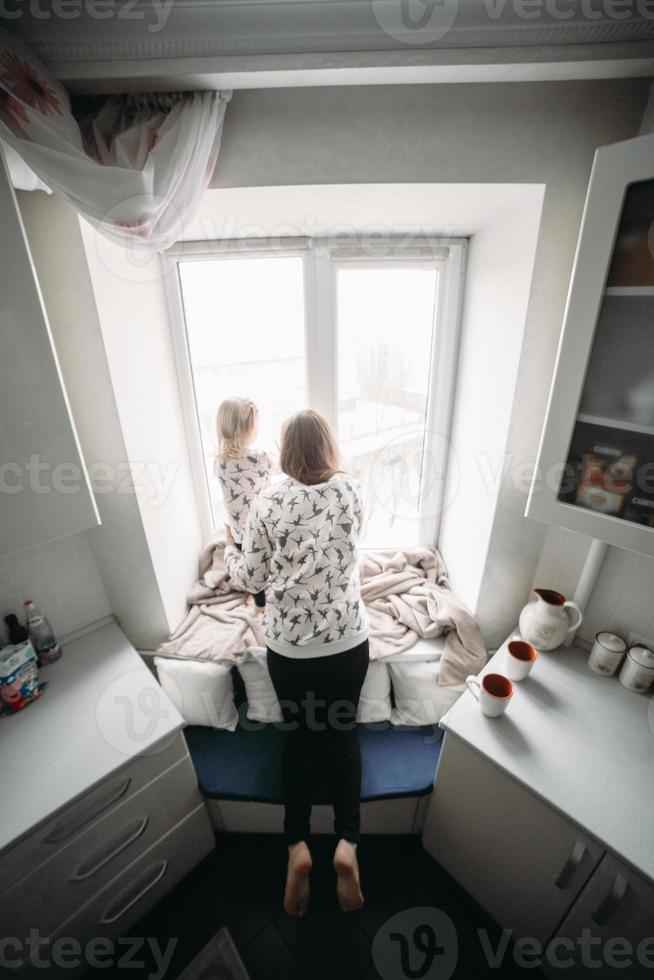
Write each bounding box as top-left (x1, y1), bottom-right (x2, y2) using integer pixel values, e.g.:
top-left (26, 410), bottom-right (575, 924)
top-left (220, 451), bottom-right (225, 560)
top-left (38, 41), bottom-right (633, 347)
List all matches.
top-left (224, 410), bottom-right (368, 916)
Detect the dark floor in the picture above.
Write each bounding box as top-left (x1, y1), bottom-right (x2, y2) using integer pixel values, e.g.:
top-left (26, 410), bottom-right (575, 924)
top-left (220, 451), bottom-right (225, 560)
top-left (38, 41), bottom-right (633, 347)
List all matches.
top-left (93, 834), bottom-right (545, 980)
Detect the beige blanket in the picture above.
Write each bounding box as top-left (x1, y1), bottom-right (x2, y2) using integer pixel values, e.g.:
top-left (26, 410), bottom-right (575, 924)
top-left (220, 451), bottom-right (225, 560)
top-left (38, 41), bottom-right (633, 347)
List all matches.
top-left (360, 548), bottom-right (487, 686)
top-left (157, 537), bottom-right (486, 686)
top-left (156, 535), bottom-right (265, 665)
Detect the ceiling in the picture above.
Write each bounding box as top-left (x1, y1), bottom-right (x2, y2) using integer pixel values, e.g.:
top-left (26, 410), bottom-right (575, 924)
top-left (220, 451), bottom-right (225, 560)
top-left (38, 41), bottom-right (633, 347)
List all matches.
top-left (4, 0), bottom-right (654, 91)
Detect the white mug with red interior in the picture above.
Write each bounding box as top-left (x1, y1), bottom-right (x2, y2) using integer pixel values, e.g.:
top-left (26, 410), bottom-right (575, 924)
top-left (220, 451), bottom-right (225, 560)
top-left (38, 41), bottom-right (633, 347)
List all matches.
top-left (465, 672), bottom-right (514, 717)
top-left (505, 639), bottom-right (538, 682)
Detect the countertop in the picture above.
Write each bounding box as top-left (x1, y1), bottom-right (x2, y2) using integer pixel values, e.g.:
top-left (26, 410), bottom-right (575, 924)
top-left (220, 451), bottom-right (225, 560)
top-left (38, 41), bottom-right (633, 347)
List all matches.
top-left (0, 622), bottom-right (184, 853)
top-left (441, 637), bottom-right (654, 883)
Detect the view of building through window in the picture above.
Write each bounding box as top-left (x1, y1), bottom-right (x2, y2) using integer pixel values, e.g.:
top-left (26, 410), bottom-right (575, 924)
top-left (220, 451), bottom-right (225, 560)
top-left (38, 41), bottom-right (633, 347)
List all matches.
top-left (337, 266), bottom-right (438, 545)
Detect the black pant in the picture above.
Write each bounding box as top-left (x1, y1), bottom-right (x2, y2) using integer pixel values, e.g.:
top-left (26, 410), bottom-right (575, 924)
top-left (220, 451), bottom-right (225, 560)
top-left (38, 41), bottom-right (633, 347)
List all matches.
top-left (234, 542), bottom-right (265, 607)
top-left (267, 641), bottom-right (369, 845)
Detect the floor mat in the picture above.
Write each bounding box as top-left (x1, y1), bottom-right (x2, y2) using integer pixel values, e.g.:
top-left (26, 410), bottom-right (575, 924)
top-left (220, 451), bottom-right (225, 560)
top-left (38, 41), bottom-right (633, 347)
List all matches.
top-left (176, 927), bottom-right (251, 980)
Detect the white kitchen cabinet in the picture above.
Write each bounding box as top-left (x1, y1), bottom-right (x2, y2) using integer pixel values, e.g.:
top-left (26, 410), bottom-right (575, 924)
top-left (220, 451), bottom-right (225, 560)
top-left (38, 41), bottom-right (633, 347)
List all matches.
top-left (544, 855), bottom-right (654, 980)
top-left (423, 735), bottom-right (604, 944)
top-left (526, 132), bottom-right (654, 556)
top-left (0, 149), bottom-right (99, 555)
top-left (423, 640), bottom-right (654, 977)
top-left (0, 623), bottom-right (215, 976)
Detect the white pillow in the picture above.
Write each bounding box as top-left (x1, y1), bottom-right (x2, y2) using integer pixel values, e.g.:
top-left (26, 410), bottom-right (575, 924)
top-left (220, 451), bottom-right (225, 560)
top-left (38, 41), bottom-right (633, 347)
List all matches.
top-left (389, 661), bottom-right (464, 726)
top-left (435, 682), bottom-right (466, 720)
top-left (357, 661), bottom-right (392, 723)
top-left (237, 648), bottom-right (283, 724)
top-left (154, 657), bottom-right (238, 731)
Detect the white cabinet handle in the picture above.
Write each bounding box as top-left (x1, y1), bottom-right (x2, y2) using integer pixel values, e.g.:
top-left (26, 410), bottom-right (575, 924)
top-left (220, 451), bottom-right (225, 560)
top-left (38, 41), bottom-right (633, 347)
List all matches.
top-left (70, 816), bottom-right (149, 882)
top-left (44, 776), bottom-right (131, 844)
top-left (591, 872), bottom-right (629, 925)
top-left (556, 839), bottom-right (587, 889)
top-left (100, 860), bottom-right (168, 925)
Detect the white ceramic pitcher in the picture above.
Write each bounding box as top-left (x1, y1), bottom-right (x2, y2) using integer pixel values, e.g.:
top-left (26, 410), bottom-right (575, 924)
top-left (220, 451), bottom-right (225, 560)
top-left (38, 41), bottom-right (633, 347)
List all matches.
top-left (518, 588), bottom-right (583, 651)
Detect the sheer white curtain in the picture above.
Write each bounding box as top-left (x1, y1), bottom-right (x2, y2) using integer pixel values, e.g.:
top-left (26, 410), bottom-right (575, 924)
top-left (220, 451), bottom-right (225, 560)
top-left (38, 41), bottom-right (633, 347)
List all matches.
top-left (0, 27), bottom-right (230, 250)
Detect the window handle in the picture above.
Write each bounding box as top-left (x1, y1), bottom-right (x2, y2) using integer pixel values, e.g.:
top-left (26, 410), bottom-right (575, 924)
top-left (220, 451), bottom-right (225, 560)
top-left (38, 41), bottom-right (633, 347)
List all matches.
top-left (591, 873), bottom-right (629, 925)
top-left (556, 839), bottom-right (587, 889)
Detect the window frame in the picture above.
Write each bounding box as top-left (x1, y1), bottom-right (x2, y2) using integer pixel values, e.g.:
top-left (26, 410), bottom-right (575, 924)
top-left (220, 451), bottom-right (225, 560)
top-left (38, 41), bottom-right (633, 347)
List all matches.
top-left (163, 235), bottom-right (466, 547)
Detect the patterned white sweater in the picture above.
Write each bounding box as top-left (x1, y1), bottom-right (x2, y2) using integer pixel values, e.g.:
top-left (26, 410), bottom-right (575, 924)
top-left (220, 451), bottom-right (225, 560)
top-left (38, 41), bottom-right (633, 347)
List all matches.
top-left (225, 473), bottom-right (368, 657)
top-left (214, 450), bottom-right (273, 544)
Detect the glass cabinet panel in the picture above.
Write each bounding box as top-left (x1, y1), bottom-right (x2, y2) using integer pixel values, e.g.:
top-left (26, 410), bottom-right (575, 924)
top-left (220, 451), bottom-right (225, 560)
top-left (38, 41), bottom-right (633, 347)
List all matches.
top-left (557, 179), bottom-right (654, 530)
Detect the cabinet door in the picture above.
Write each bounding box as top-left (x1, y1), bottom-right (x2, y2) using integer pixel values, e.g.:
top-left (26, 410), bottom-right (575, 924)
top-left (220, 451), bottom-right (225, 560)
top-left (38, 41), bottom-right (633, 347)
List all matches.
top-left (0, 150), bottom-right (99, 554)
top-left (526, 133), bottom-right (654, 556)
top-left (542, 854), bottom-right (654, 980)
top-left (422, 735), bottom-right (604, 944)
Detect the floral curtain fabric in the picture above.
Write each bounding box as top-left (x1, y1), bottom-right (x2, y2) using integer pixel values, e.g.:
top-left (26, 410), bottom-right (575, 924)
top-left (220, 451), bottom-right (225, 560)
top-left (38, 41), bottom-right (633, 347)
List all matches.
top-left (0, 27), bottom-right (230, 250)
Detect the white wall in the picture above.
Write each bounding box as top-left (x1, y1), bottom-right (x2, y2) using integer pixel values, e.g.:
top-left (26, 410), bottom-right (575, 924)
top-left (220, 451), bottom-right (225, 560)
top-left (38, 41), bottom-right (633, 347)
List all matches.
top-left (208, 79), bottom-right (649, 645)
top-left (533, 529), bottom-right (654, 648)
top-left (0, 535), bottom-right (111, 647)
top-left (16, 191), bottom-right (170, 649)
top-left (78, 221), bottom-right (202, 636)
top-left (19, 190), bottom-right (205, 646)
top-left (211, 82), bottom-right (648, 191)
top-left (438, 191), bottom-right (544, 613)
top-left (0, 182), bottom-right (111, 646)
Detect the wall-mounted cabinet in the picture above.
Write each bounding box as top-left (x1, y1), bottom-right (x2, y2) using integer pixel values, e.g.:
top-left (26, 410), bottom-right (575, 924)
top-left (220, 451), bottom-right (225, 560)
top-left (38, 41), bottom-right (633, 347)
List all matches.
top-left (527, 133), bottom-right (654, 556)
top-left (0, 150), bottom-right (100, 555)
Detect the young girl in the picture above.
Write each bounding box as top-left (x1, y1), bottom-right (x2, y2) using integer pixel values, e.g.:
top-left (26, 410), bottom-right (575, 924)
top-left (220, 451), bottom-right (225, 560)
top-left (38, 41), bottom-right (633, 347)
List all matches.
top-left (215, 398), bottom-right (273, 607)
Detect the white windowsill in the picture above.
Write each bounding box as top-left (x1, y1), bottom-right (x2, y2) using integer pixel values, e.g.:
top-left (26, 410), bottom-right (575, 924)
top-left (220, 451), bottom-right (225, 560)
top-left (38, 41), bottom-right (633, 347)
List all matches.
top-left (380, 636), bottom-right (445, 663)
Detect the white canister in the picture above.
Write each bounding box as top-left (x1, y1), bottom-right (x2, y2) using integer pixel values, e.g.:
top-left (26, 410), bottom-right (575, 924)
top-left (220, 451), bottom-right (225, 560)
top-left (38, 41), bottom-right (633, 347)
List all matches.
top-left (588, 632), bottom-right (627, 676)
top-left (618, 644), bottom-right (654, 694)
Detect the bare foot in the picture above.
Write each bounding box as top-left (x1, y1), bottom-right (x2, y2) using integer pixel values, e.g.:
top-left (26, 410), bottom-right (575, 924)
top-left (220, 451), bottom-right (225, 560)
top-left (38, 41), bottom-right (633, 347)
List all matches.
top-left (333, 839), bottom-right (364, 912)
top-left (284, 841), bottom-right (312, 916)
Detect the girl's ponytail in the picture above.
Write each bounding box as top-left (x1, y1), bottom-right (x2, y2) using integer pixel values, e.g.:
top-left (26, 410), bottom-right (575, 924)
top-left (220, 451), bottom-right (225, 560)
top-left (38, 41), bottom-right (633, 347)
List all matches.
top-left (217, 398), bottom-right (257, 460)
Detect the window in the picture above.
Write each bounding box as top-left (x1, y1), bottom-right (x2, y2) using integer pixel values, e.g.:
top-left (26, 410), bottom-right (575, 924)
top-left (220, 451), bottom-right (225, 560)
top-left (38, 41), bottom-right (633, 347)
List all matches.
top-left (166, 238), bottom-right (464, 547)
top-left (337, 266), bottom-right (439, 545)
top-left (178, 255), bottom-right (306, 527)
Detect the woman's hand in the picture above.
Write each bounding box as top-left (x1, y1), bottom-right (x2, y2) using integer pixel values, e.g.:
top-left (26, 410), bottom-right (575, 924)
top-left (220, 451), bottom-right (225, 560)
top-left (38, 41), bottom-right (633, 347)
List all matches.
top-left (224, 524), bottom-right (235, 546)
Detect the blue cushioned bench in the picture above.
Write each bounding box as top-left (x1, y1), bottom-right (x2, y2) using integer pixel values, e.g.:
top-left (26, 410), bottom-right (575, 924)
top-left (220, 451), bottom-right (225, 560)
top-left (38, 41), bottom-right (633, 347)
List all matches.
top-left (185, 723), bottom-right (443, 804)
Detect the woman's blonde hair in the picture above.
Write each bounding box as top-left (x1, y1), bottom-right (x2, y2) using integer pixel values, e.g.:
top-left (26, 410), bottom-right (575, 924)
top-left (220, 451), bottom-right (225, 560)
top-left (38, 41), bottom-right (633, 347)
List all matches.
top-left (280, 410), bottom-right (340, 485)
top-left (217, 398), bottom-right (257, 460)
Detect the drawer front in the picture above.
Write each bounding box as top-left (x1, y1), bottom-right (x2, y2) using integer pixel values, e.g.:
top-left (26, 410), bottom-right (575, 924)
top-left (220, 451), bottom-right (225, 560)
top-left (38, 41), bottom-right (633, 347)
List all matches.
top-left (543, 855), bottom-right (654, 980)
top-left (7, 806), bottom-right (214, 979)
top-left (0, 732), bottom-right (187, 895)
top-left (80, 806), bottom-right (214, 933)
top-left (422, 736), bottom-right (605, 944)
top-left (60, 806), bottom-right (212, 979)
top-left (0, 752), bottom-right (203, 938)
